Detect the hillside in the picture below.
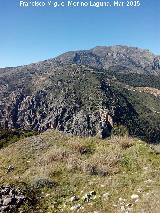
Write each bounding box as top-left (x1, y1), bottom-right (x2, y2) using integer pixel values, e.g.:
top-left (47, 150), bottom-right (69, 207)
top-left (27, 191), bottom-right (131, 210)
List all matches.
top-left (1, 46), bottom-right (160, 212)
top-left (0, 45), bottom-right (160, 143)
top-left (0, 130), bottom-right (160, 212)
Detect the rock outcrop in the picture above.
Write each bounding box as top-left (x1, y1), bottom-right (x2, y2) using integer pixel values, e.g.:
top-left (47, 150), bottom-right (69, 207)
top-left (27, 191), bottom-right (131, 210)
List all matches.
top-left (0, 186), bottom-right (26, 213)
top-left (0, 45), bottom-right (160, 140)
top-left (0, 64), bottom-right (115, 137)
top-left (153, 57), bottom-right (160, 70)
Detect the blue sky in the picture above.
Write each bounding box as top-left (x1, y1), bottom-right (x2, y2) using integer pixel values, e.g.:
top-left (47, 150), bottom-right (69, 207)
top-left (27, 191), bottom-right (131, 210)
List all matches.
top-left (0, 0), bottom-right (160, 68)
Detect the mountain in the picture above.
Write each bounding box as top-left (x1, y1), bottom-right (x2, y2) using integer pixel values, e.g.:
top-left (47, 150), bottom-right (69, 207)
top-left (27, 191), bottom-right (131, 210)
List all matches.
top-left (56, 45), bottom-right (160, 75)
top-left (0, 46), bottom-right (160, 143)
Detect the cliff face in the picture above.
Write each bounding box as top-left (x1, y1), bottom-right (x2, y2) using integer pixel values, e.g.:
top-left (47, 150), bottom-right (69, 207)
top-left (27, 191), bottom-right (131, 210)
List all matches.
top-left (0, 64), bottom-right (116, 138)
top-left (0, 46), bottom-right (160, 141)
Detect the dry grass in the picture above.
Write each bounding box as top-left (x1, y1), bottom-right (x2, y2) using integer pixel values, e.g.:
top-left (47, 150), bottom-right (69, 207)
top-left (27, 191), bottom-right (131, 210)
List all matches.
top-left (0, 130), bottom-right (160, 212)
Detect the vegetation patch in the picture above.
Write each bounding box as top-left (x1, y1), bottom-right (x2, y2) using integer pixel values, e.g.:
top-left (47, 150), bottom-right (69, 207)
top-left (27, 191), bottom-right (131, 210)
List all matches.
top-left (0, 129), bottom-right (38, 149)
top-left (0, 130), bottom-right (160, 212)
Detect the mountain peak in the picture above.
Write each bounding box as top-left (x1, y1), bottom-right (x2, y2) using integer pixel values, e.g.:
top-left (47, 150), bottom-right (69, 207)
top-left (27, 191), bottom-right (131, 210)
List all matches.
top-left (0, 45), bottom-right (160, 143)
top-left (55, 45), bottom-right (158, 74)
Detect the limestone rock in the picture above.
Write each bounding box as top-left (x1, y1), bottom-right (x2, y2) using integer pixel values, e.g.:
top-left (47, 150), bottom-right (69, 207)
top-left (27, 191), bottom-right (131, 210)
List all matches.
top-left (0, 186), bottom-right (26, 213)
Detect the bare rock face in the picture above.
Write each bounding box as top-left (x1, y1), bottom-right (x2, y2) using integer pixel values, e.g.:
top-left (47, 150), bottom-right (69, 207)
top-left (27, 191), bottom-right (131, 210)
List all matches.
top-left (153, 57), bottom-right (160, 70)
top-left (0, 186), bottom-right (26, 213)
top-left (0, 63), bottom-right (115, 138)
top-left (0, 45), bottom-right (160, 140)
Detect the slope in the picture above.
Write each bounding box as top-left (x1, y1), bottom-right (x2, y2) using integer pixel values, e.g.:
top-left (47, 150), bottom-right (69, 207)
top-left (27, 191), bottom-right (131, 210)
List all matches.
top-left (0, 130), bottom-right (160, 212)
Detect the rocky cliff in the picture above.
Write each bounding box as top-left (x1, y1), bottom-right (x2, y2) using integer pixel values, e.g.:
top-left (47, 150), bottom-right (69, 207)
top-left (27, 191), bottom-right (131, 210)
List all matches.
top-left (0, 46), bottom-right (160, 142)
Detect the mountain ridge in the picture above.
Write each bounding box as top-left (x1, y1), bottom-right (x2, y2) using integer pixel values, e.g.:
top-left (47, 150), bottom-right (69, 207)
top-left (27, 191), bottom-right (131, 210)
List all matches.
top-left (1, 45), bottom-right (160, 70)
top-left (0, 45), bottom-right (160, 143)
top-left (55, 45), bottom-right (160, 75)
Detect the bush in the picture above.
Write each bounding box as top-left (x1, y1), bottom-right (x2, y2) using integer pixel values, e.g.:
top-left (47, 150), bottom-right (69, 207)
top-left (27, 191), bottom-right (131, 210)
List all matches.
top-left (0, 129), bottom-right (38, 149)
top-left (31, 177), bottom-right (56, 189)
top-left (112, 125), bottom-right (128, 137)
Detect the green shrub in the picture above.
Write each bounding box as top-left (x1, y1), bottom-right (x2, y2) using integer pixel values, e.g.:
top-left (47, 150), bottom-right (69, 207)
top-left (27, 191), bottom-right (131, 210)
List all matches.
top-left (112, 125), bottom-right (128, 137)
top-left (0, 129), bottom-right (38, 149)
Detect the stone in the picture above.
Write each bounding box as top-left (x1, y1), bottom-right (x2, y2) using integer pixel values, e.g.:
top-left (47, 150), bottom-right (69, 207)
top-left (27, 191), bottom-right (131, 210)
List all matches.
top-left (16, 195), bottom-right (26, 205)
top-left (0, 205), bottom-right (10, 211)
top-left (7, 165), bottom-right (14, 173)
top-left (3, 197), bottom-right (12, 206)
top-left (102, 192), bottom-right (110, 199)
top-left (0, 186), bottom-right (26, 212)
top-left (131, 194), bottom-right (139, 201)
top-left (1, 187), bottom-right (10, 195)
top-left (70, 204), bottom-right (81, 211)
top-left (82, 191), bottom-right (96, 202)
top-left (120, 206), bottom-right (125, 211)
top-left (70, 195), bottom-right (79, 202)
top-left (90, 191), bottom-right (96, 196)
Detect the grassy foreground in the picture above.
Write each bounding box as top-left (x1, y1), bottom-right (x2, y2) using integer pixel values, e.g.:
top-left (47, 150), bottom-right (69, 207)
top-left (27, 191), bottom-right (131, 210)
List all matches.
top-left (0, 130), bottom-right (160, 213)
